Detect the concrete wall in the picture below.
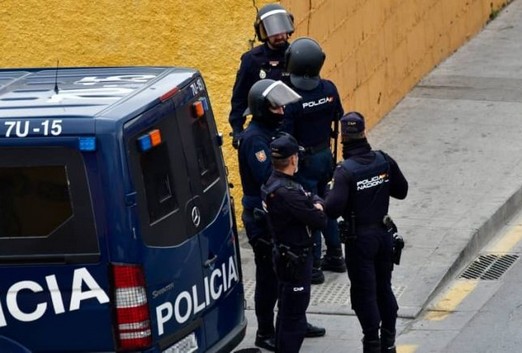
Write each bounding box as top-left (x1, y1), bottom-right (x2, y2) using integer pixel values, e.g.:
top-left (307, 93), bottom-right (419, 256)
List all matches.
top-left (0, 0), bottom-right (510, 226)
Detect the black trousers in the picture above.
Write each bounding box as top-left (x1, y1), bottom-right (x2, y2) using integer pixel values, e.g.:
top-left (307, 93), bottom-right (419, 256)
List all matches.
top-left (274, 253), bottom-right (313, 353)
top-left (243, 209), bottom-right (278, 334)
top-left (345, 228), bottom-right (398, 339)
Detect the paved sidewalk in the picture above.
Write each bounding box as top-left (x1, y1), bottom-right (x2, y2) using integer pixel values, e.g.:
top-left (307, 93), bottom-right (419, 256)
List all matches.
top-left (235, 0), bottom-right (522, 351)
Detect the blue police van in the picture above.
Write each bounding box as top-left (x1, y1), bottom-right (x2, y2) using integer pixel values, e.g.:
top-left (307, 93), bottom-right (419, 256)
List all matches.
top-left (0, 67), bottom-right (246, 352)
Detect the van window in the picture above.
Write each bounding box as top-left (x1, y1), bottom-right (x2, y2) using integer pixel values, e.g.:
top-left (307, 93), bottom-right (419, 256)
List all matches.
top-left (173, 92), bottom-right (227, 232)
top-left (0, 166), bottom-right (72, 237)
top-left (140, 143), bottom-right (178, 224)
top-left (192, 115), bottom-right (219, 190)
top-left (0, 147), bottom-right (98, 263)
top-left (126, 104), bottom-right (191, 247)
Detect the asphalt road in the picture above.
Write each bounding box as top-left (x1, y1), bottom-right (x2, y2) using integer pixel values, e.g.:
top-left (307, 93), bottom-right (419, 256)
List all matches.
top-left (399, 209), bottom-right (522, 353)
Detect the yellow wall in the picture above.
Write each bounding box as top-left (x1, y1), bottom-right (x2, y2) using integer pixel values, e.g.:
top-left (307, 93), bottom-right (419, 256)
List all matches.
top-left (283, 0), bottom-right (510, 129)
top-left (0, 0), bottom-right (510, 227)
top-left (0, 0), bottom-right (274, 220)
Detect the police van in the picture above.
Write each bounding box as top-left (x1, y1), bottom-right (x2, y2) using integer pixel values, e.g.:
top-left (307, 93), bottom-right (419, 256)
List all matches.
top-left (0, 67), bottom-right (246, 352)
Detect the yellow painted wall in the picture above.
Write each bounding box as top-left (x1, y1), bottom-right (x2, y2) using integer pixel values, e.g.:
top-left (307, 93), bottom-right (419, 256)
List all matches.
top-left (0, 0), bottom-right (510, 227)
top-left (0, 0), bottom-right (274, 223)
top-left (283, 0), bottom-right (510, 129)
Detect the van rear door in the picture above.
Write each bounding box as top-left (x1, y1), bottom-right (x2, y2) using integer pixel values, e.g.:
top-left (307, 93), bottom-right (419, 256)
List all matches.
top-left (123, 75), bottom-right (244, 351)
top-left (170, 77), bottom-right (244, 349)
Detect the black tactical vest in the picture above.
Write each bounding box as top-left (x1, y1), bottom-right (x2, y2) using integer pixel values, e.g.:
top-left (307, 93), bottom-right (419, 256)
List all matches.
top-left (340, 151), bottom-right (390, 226)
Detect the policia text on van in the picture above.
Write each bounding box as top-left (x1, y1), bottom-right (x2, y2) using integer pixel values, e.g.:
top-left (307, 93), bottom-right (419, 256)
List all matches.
top-left (0, 67), bottom-right (246, 353)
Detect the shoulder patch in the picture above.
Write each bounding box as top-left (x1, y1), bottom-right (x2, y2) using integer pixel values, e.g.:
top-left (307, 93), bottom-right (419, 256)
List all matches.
top-left (255, 150), bottom-right (267, 162)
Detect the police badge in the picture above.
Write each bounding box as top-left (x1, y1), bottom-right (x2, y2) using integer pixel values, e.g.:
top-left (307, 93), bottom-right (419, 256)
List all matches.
top-left (255, 150), bottom-right (267, 162)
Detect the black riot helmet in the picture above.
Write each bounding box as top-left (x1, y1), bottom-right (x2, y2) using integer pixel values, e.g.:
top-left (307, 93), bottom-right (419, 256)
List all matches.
top-left (285, 37), bottom-right (326, 90)
top-left (244, 79), bottom-right (301, 119)
top-left (254, 4), bottom-right (294, 42)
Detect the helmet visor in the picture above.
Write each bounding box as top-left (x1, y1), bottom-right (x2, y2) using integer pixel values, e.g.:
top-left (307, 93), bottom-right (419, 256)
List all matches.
top-left (260, 10), bottom-right (294, 37)
top-left (262, 80), bottom-right (301, 108)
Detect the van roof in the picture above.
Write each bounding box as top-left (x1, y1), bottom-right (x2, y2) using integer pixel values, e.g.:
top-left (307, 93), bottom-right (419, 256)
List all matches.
top-left (0, 67), bottom-right (197, 120)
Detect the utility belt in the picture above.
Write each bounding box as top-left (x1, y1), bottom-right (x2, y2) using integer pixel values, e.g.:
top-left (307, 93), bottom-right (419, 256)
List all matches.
top-left (339, 212), bottom-right (385, 244)
top-left (303, 141), bottom-right (330, 155)
top-left (274, 244), bottom-right (311, 281)
top-left (356, 222), bottom-right (386, 230)
top-left (340, 215), bottom-right (405, 265)
top-left (274, 243), bottom-right (311, 264)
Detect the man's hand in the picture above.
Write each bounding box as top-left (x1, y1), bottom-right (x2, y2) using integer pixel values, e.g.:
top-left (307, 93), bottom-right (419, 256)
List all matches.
top-left (313, 203), bottom-right (324, 211)
top-left (230, 131), bottom-right (241, 149)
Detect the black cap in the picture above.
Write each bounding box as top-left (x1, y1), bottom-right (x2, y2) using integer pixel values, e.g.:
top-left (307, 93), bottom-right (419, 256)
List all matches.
top-left (340, 112), bottom-right (365, 142)
top-left (270, 133), bottom-right (303, 159)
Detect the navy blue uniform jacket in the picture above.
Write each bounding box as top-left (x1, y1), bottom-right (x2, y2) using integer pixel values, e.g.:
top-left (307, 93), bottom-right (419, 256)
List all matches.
top-left (238, 120), bottom-right (275, 210)
top-left (264, 171), bottom-right (327, 248)
top-left (283, 79), bottom-right (343, 148)
top-left (229, 42), bottom-right (288, 133)
top-left (325, 146), bottom-right (408, 219)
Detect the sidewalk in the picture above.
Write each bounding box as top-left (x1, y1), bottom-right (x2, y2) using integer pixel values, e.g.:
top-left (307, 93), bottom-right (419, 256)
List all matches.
top-left (235, 0), bottom-right (522, 350)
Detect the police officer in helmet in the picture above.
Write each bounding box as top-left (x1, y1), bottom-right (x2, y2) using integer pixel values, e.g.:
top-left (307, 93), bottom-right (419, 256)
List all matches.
top-left (324, 112), bottom-right (408, 353)
top-left (283, 37), bottom-right (346, 284)
top-left (229, 3), bottom-right (294, 149)
top-left (262, 133), bottom-right (327, 353)
top-left (238, 78), bottom-right (301, 351)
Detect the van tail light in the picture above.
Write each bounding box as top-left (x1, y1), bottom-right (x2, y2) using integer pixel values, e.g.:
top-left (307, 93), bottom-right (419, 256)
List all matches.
top-left (111, 264), bottom-right (152, 351)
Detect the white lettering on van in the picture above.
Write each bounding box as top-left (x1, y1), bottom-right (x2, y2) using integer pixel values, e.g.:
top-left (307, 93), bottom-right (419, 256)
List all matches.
top-left (156, 256), bottom-right (239, 336)
top-left (175, 291), bottom-right (192, 324)
top-left (7, 281), bottom-right (47, 322)
top-left (156, 302), bottom-right (173, 335)
top-left (48, 88), bottom-right (134, 103)
top-left (74, 75), bottom-right (156, 86)
top-left (69, 268), bottom-right (110, 311)
top-left (3, 119), bottom-right (63, 137)
top-left (0, 267), bottom-right (109, 328)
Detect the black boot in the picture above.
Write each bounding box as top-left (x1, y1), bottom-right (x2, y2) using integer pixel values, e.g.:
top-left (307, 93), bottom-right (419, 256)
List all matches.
top-left (311, 260), bottom-right (325, 284)
top-left (380, 328), bottom-right (396, 353)
top-left (322, 247), bottom-right (346, 272)
top-left (362, 337), bottom-right (381, 353)
top-left (255, 331), bottom-right (275, 352)
top-left (321, 256), bottom-right (346, 273)
top-left (305, 322), bottom-right (326, 337)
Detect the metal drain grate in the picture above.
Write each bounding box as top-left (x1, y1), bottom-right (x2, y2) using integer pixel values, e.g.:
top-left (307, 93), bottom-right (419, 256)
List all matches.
top-left (309, 282), bottom-right (350, 306)
top-left (459, 254), bottom-right (519, 280)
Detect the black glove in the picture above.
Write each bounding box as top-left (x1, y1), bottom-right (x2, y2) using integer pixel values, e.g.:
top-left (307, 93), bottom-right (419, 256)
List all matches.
top-left (230, 131), bottom-right (242, 150)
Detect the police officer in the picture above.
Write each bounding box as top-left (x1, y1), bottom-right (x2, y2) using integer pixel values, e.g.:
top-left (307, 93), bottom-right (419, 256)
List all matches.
top-left (324, 112), bottom-right (408, 353)
top-left (283, 37), bottom-right (346, 283)
top-left (238, 78), bottom-right (301, 351)
top-left (262, 134), bottom-right (327, 353)
top-left (229, 3), bottom-right (294, 149)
